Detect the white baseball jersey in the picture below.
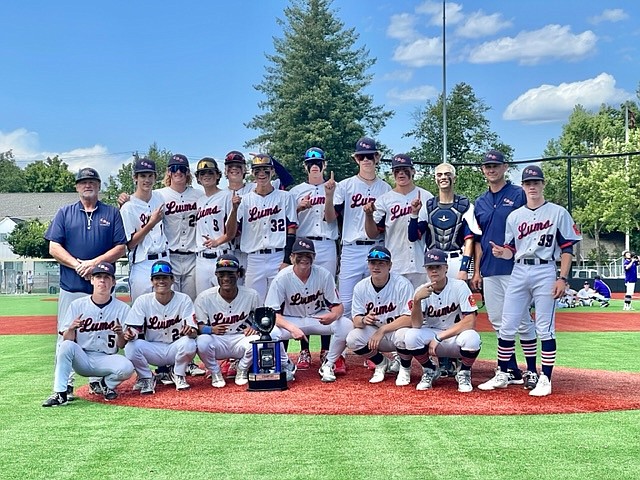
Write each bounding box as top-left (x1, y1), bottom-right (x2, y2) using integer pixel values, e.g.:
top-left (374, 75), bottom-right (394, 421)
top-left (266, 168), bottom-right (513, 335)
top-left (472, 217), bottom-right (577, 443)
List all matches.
top-left (61, 296), bottom-right (131, 354)
top-left (333, 176), bottom-right (391, 244)
top-left (120, 192), bottom-right (169, 263)
top-left (265, 264), bottom-right (341, 316)
top-left (194, 286), bottom-right (260, 335)
top-left (196, 189), bottom-right (233, 253)
top-left (373, 187), bottom-right (433, 275)
top-left (289, 182), bottom-right (339, 240)
top-left (351, 273), bottom-right (414, 326)
top-left (505, 202), bottom-right (581, 261)
top-left (156, 186), bottom-right (204, 252)
top-left (237, 189), bottom-right (297, 253)
top-left (126, 291), bottom-right (197, 344)
top-left (418, 278), bottom-right (478, 330)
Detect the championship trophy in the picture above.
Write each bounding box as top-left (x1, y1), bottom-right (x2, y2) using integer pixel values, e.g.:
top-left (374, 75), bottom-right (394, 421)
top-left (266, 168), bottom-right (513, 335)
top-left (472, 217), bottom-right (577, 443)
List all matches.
top-left (247, 306), bottom-right (288, 391)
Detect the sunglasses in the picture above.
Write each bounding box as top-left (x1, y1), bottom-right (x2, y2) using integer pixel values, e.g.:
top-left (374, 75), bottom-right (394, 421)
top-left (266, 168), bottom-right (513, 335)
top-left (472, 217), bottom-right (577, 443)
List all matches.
top-left (216, 259), bottom-right (239, 269)
top-left (169, 165), bottom-right (189, 174)
top-left (305, 149), bottom-right (325, 160)
top-left (355, 153), bottom-right (376, 161)
top-left (151, 263), bottom-right (172, 275)
top-left (367, 250), bottom-right (391, 261)
top-left (225, 152), bottom-right (245, 163)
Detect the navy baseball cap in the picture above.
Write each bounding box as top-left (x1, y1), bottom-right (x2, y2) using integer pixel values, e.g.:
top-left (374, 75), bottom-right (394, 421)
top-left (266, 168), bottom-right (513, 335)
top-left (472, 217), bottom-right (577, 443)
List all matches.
top-left (133, 157), bottom-right (157, 174)
top-left (75, 167), bottom-right (101, 183)
top-left (391, 153), bottom-right (414, 169)
top-left (522, 165), bottom-right (544, 182)
top-left (168, 154), bottom-right (189, 168)
top-left (423, 248), bottom-right (447, 266)
top-left (150, 260), bottom-right (173, 278)
top-left (292, 237), bottom-right (316, 254)
top-left (90, 262), bottom-right (115, 277)
top-left (304, 147), bottom-right (326, 162)
top-left (216, 254), bottom-right (241, 272)
top-left (224, 151), bottom-right (246, 165)
top-left (354, 137), bottom-right (379, 154)
top-left (367, 246), bottom-right (392, 262)
top-left (251, 153), bottom-right (274, 169)
top-left (196, 157), bottom-right (220, 175)
top-left (482, 149), bottom-right (505, 165)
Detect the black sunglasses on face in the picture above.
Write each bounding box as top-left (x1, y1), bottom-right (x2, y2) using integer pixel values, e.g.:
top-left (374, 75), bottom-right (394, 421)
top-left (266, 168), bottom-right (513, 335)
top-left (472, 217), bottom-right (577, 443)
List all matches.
top-left (355, 153), bottom-right (376, 161)
top-left (169, 165), bottom-right (189, 174)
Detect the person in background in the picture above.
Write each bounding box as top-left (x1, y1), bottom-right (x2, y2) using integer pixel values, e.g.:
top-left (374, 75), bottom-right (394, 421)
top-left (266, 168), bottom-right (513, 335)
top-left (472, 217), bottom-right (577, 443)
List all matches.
top-left (623, 251), bottom-right (638, 311)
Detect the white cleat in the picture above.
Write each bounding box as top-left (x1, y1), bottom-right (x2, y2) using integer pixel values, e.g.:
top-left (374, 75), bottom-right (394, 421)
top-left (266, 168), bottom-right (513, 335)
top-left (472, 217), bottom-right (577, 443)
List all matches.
top-left (529, 374), bottom-right (552, 397)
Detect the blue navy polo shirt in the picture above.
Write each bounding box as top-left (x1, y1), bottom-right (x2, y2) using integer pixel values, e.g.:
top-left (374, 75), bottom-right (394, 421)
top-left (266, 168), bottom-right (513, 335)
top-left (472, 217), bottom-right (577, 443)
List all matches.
top-left (45, 200), bottom-right (126, 294)
top-left (474, 182), bottom-right (526, 277)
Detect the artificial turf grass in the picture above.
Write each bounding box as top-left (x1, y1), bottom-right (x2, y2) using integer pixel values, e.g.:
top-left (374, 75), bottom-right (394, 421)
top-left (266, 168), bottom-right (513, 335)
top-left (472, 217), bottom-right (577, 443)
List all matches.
top-left (3, 335), bottom-right (640, 480)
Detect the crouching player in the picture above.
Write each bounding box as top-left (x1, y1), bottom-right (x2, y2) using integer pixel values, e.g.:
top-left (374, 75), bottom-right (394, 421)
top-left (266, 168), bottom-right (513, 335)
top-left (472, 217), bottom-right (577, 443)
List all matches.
top-left (195, 254), bottom-right (260, 388)
top-left (124, 260), bottom-right (198, 394)
top-left (405, 249), bottom-right (481, 393)
top-left (346, 246), bottom-right (413, 385)
top-left (42, 262), bottom-right (133, 406)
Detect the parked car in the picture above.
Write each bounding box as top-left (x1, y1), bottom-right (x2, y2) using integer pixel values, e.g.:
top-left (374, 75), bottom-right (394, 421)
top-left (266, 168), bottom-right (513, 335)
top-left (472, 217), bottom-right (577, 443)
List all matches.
top-left (115, 277), bottom-right (130, 293)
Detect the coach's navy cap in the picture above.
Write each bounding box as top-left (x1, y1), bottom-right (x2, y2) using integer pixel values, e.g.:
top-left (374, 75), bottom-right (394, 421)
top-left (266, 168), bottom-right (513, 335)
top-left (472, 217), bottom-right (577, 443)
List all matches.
top-left (216, 254), bottom-right (241, 272)
top-left (367, 246), bottom-right (392, 262)
top-left (90, 262), bottom-right (115, 277)
top-left (292, 237), bottom-right (316, 254)
top-left (133, 157), bottom-right (157, 174)
top-left (482, 149), bottom-right (505, 165)
top-left (75, 167), bottom-right (101, 183)
top-left (391, 153), bottom-right (414, 169)
top-left (423, 248), bottom-right (448, 266)
top-left (168, 154), bottom-right (189, 168)
top-left (150, 260), bottom-right (173, 277)
top-left (522, 164), bottom-right (544, 182)
top-left (304, 147), bottom-right (326, 162)
top-left (354, 137), bottom-right (379, 154)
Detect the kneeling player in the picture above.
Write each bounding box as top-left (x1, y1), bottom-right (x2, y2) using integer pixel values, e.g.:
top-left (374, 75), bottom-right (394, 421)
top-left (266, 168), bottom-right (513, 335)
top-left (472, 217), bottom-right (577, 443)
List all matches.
top-left (42, 262), bottom-right (133, 406)
top-left (124, 261), bottom-right (198, 393)
top-left (404, 249), bottom-right (481, 393)
top-left (346, 247), bottom-right (413, 385)
top-left (195, 255), bottom-right (260, 387)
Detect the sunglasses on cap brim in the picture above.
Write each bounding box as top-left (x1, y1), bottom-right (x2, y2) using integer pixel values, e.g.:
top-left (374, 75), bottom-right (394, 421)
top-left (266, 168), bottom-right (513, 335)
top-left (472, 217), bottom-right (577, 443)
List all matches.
top-left (367, 250), bottom-right (391, 261)
top-left (151, 263), bottom-right (172, 276)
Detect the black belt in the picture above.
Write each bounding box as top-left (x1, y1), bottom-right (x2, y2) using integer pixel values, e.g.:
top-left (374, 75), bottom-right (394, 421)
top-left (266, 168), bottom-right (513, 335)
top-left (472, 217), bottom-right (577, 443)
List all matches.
top-left (199, 250), bottom-right (228, 259)
top-left (447, 251), bottom-right (462, 258)
top-left (355, 240), bottom-right (376, 245)
top-left (169, 250), bottom-right (193, 256)
top-left (256, 248), bottom-right (284, 254)
top-left (147, 251), bottom-right (168, 261)
top-left (517, 258), bottom-right (550, 265)
top-left (307, 236), bottom-right (331, 241)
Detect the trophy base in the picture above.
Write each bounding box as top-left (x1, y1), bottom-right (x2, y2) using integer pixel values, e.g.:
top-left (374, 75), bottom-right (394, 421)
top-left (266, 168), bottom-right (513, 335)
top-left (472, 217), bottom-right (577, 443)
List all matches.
top-left (247, 371), bottom-right (288, 392)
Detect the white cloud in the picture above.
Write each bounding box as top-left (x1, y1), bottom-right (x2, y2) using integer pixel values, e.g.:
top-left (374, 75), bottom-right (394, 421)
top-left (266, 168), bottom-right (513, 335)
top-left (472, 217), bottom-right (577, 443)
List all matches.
top-left (415, 1), bottom-right (464, 26)
top-left (393, 36), bottom-right (442, 67)
top-left (387, 13), bottom-right (420, 42)
top-left (468, 24), bottom-right (597, 65)
top-left (589, 9), bottom-right (628, 24)
top-left (455, 11), bottom-right (512, 38)
top-left (381, 70), bottom-right (414, 82)
top-left (387, 85), bottom-right (439, 104)
top-left (503, 73), bottom-right (632, 123)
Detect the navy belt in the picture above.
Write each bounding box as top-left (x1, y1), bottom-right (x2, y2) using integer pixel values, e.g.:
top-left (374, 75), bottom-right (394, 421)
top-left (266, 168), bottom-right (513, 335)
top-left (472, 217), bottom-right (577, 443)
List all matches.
top-left (307, 236), bottom-right (332, 241)
top-left (198, 250), bottom-right (228, 259)
top-left (170, 250), bottom-right (193, 256)
top-left (256, 248), bottom-right (284, 254)
top-left (147, 251), bottom-right (168, 261)
top-left (447, 251), bottom-right (462, 259)
top-left (517, 258), bottom-right (550, 265)
top-left (355, 240), bottom-right (376, 245)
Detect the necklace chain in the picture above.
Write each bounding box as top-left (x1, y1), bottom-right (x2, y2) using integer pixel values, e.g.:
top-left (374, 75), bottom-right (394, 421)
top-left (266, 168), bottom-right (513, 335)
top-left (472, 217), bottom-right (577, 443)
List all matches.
top-left (84, 209), bottom-right (94, 230)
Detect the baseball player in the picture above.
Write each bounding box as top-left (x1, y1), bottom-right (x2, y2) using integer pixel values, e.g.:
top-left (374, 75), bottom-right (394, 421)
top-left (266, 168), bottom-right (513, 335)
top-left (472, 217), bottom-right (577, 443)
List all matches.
top-left (487, 165), bottom-right (581, 397)
top-left (45, 167), bottom-right (127, 397)
top-left (404, 248), bottom-right (482, 393)
top-left (471, 150), bottom-right (539, 391)
top-left (325, 136), bottom-right (391, 319)
top-left (346, 246), bottom-right (415, 385)
top-left (194, 157), bottom-right (239, 296)
top-left (119, 157), bottom-right (169, 302)
top-left (195, 254), bottom-right (261, 387)
top-left (124, 260), bottom-right (199, 393)
top-left (266, 238), bottom-right (353, 383)
top-left (42, 262), bottom-right (134, 406)
top-left (623, 250), bottom-right (638, 310)
top-left (593, 276), bottom-right (611, 307)
top-left (236, 154), bottom-right (298, 304)
top-left (364, 153), bottom-right (433, 289)
top-left (288, 147), bottom-right (339, 369)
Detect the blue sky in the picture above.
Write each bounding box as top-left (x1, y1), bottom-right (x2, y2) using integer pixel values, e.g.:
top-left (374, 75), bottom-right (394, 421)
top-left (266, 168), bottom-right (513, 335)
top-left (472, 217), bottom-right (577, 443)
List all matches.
top-left (1, 1), bottom-right (638, 181)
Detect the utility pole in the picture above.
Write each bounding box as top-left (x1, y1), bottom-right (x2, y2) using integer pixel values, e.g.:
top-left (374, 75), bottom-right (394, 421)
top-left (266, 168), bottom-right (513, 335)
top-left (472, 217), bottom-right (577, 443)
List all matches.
top-left (625, 105), bottom-right (630, 252)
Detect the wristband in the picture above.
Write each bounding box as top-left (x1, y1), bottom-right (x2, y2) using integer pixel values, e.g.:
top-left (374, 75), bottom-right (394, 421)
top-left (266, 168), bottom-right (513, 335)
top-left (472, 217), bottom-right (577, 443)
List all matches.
top-left (410, 213), bottom-right (419, 219)
top-left (558, 276), bottom-right (568, 283)
top-left (434, 335), bottom-right (442, 343)
top-left (459, 255), bottom-right (471, 272)
top-left (202, 326), bottom-right (212, 335)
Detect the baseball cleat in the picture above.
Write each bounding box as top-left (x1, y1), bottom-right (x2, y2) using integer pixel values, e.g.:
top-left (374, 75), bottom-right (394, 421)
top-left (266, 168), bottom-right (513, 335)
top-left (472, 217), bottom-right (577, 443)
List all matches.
top-left (523, 370), bottom-right (539, 390)
top-left (186, 362), bottom-right (206, 376)
top-left (226, 359), bottom-right (239, 378)
top-left (296, 349), bottom-right (312, 370)
top-left (42, 392), bottom-right (68, 408)
top-left (89, 381), bottom-right (105, 395)
top-left (529, 374), bottom-right (552, 397)
top-left (66, 385), bottom-right (76, 402)
top-left (140, 377), bottom-right (157, 395)
top-left (320, 350), bottom-right (328, 365)
top-left (477, 368), bottom-right (520, 391)
top-left (284, 360), bottom-right (297, 382)
top-left (395, 366), bottom-right (412, 386)
top-left (455, 370), bottom-right (473, 393)
top-left (416, 368), bottom-right (440, 390)
top-left (211, 371), bottom-right (226, 388)
top-left (388, 354), bottom-right (401, 374)
top-left (369, 357), bottom-right (390, 384)
top-left (235, 368), bottom-right (249, 386)
top-left (319, 362), bottom-right (336, 382)
top-left (333, 355), bottom-right (347, 375)
top-left (131, 377), bottom-right (144, 392)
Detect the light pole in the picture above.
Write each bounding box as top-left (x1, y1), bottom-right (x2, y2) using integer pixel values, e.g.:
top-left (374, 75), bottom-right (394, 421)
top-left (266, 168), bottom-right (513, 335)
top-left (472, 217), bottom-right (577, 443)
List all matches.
top-left (442, 0), bottom-right (447, 164)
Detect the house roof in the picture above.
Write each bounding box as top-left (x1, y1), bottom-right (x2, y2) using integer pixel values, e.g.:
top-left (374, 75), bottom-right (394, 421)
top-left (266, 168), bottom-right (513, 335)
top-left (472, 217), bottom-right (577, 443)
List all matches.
top-left (0, 193), bottom-right (81, 221)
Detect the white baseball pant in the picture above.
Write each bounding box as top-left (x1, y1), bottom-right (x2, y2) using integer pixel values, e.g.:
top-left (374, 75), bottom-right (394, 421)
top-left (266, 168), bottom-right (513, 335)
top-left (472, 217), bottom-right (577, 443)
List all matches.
top-left (338, 244), bottom-right (378, 318)
top-left (169, 252), bottom-right (197, 300)
top-left (483, 275), bottom-right (536, 340)
top-left (245, 251), bottom-right (282, 304)
top-left (124, 336), bottom-right (197, 378)
top-left (196, 334), bottom-right (259, 373)
top-left (346, 326), bottom-right (410, 353)
top-left (405, 328), bottom-right (482, 357)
